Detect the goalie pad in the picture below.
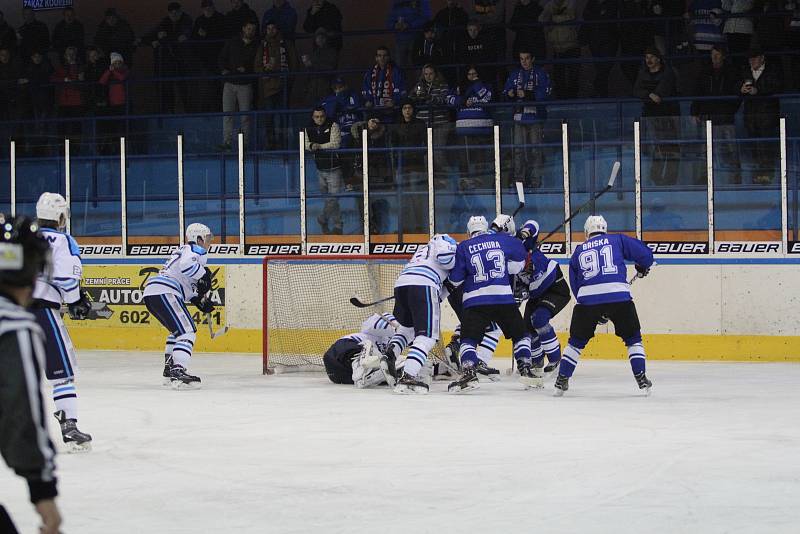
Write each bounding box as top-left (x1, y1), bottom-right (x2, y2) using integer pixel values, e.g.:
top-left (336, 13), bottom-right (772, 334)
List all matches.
top-left (351, 340), bottom-right (386, 388)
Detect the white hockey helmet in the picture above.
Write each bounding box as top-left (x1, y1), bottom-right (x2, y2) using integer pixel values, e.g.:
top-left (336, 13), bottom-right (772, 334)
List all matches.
top-left (520, 219), bottom-right (540, 241)
top-left (36, 192), bottom-right (69, 229)
top-left (491, 214), bottom-right (516, 236)
top-left (466, 215), bottom-right (489, 236)
top-left (584, 215), bottom-right (608, 237)
top-left (186, 223), bottom-right (214, 246)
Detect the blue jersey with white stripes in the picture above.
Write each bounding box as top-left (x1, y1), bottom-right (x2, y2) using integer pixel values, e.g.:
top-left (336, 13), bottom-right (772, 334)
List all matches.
top-left (449, 231), bottom-right (527, 308)
top-left (33, 228), bottom-right (82, 305)
top-left (143, 244), bottom-right (208, 302)
top-left (527, 249), bottom-right (560, 300)
top-left (569, 233), bottom-right (654, 305)
top-left (394, 235), bottom-right (457, 294)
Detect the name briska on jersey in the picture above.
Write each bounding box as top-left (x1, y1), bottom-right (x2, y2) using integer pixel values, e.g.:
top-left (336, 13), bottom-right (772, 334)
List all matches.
top-left (581, 237), bottom-right (609, 250)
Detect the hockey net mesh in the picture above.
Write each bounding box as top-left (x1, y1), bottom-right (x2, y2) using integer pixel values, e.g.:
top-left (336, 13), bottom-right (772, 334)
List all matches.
top-left (263, 256), bottom-right (446, 373)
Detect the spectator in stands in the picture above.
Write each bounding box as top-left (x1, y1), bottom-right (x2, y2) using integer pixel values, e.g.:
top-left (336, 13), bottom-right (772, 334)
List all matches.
top-left (351, 115), bottom-right (392, 231)
top-left (540, 0), bottom-right (580, 99)
top-left (84, 46), bottom-right (108, 115)
top-left (99, 53), bottom-right (130, 150)
top-left (52, 46), bottom-right (85, 145)
top-left (224, 0), bottom-right (259, 38)
top-left (302, 28), bottom-right (338, 105)
top-left (20, 50), bottom-right (53, 120)
top-left (619, 0), bottom-right (655, 87)
top-left (580, 0), bottom-right (620, 98)
top-left (18, 8), bottom-right (50, 64)
top-left (510, 0), bottom-right (546, 60)
top-left (255, 21), bottom-right (298, 146)
top-left (219, 19), bottom-right (259, 150)
top-left (305, 106), bottom-right (344, 235)
top-left (686, 0), bottom-right (725, 54)
top-left (504, 49), bottom-right (551, 188)
top-left (321, 77), bottom-right (361, 188)
top-left (411, 22), bottom-right (445, 67)
top-left (690, 45), bottom-right (741, 184)
top-left (633, 47), bottom-right (680, 185)
top-left (391, 100), bottom-right (428, 234)
top-left (740, 47), bottom-right (783, 184)
top-left (448, 65), bottom-right (494, 188)
top-left (0, 47), bottom-right (20, 121)
top-left (303, 0), bottom-right (343, 52)
top-left (460, 20), bottom-right (496, 85)
top-left (0, 11), bottom-right (16, 53)
top-left (193, 0), bottom-right (227, 112)
top-left (52, 7), bottom-right (85, 60)
top-left (410, 64), bottom-right (451, 128)
top-left (263, 0), bottom-right (298, 40)
top-left (362, 46), bottom-right (405, 123)
top-left (94, 9), bottom-right (137, 67)
top-left (386, 0), bottom-right (432, 66)
top-left (433, 0), bottom-right (468, 66)
top-left (467, 0), bottom-right (506, 62)
top-left (144, 2), bottom-right (194, 113)
top-left (721, 1), bottom-right (754, 65)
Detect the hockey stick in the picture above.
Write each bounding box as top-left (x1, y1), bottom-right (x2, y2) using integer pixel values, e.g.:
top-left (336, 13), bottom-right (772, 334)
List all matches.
top-left (540, 161), bottom-right (620, 243)
top-left (349, 295), bottom-right (395, 308)
top-left (207, 313), bottom-right (229, 339)
top-left (510, 181), bottom-right (525, 217)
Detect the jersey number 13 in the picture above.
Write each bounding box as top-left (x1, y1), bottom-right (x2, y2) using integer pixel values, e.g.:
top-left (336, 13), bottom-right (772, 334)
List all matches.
top-left (471, 250), bottom-right (506, 283)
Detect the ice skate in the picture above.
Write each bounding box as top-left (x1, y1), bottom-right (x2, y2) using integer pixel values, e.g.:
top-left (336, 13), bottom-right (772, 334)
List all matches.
top-left (168, 365), bottom-right (202, 390)
top-left (162, 355), bottom-right (173, 386)
top-left (475, 360), bottom-right (500, 382)
top-left (634, 372), bottom-right (652, 396)
top-left (518, 361), bottom-right (543, 389)
top-left (393, 372), bottom-right (429, 395)
top-left (379, 351), bottom-right (398, 388)
top-left (553, 374), bottom-right (569, 397)
top-left (54, 410), bottom-right (92, 452)
top-left (543, 357), bottom-right (560, 376)
top-left (448, 366), bottom-right (480, 394)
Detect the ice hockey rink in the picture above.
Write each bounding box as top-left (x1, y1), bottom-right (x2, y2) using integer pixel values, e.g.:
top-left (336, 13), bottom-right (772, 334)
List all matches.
top-left (3, 351), bottom-right (800, 533)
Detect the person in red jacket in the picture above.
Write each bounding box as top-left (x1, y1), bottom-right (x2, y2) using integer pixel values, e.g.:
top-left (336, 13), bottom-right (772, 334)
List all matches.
top-left (98, 52), bottom-right (130, 154)
top-left (51, 46), bottom-right (84, 145)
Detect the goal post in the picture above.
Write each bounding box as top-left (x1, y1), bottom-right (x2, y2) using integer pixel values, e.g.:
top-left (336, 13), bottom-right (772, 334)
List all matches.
top-left (262, 255), bottom-right (412, 374)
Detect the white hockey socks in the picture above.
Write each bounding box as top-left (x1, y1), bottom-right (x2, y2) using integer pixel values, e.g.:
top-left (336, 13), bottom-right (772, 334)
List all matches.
top-left (51, 379), bottom-right (78, 420)
top-left (171, 332), bottom-right (196, 368)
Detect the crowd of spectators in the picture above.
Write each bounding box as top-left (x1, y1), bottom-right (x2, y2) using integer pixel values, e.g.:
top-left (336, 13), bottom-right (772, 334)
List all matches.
top-left (0, 1), bottom-right (798, 187)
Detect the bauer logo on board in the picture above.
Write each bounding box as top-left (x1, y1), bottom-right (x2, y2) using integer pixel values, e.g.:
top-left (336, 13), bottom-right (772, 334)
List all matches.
top-left (307, 243), bottom-right (364, 255)
top-left (537, 243), bottom-right (566, 255)
top-left (245, 244), bottom-right (302, 255)
top-left (646, 242), bottom-right (709, 255)
top-left (80, 245), bottom-right (124, 256)
top-left (789, 242), bottom-right (800, 254)
top-left (370, 243), bottom-right (421, 255)
top-left (715, 242), bottom-right (781, 254)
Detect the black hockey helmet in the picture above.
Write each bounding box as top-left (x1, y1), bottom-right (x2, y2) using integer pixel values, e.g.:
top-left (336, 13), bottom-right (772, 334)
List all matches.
top-left (0, 213), bottom-right (51, 288)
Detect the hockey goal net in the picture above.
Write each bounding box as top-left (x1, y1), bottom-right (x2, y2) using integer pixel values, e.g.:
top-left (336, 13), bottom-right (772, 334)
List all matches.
top-left (263, 255), bottom-right (404, 374)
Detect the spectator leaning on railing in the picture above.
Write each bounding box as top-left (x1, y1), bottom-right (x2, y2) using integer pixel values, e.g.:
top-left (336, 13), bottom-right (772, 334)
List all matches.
top-left (302, 28), bottom-right (338, 106)
top-left (99, 52), bottom-right (130, 149)
top-left (18, 8), bottom-right (50, 65)
top-left (143, 2), bottom-right (194, 113)
top-left (52, 7), bottom-right (85, 60)
top-left (510, 0), bottom-right (546, 61)
top-left (459, 20), bottom-right (496, 88)
top-left (94, 9), bottom-right (137, 67)
top-left (219, 19), bottom-right (259, 150)
top-left (411, 21), bottom-right (445, 67)
top-left (739, 46), bottom-right (783, 185)
top-left (305, 106), bottom-right (344, 235)
top-left (633, 46), bottom-right (680, 186)
top-left (391, 99), bottom-right (428, 233)
top-left (84, 46), bottom-right (109, 114)
top-left (303, 0), bottom-right (343, 52)
top-left (224, 0), bottom-right (259, 38)
top-left (263, 0), bottom-right (298, 41)
top-left (448, 65), bottom-right (494, 187)
top-left (193, 0), bottom-right (228, 113)
top-left (504, 49), bottom-right (551, 188)
top-left (686, 0), bottom-right (726, 53)
top-left (720, 0), bottom-right (754, 63)
top-left (386, 0), bottom-right (432, 67)
top-left (255, 20), bottom-right (298, 146)
top-left (433, 0), bottom-right (468, 65)
top-left (539, 0), bottom-right (581, 100)
top-left (362, 46), bottom-right (405, 123)
top-left (52, 46), bottom-right (85, 144)
top-left (468, 0), bottom-right (506, 61)
top-left (320, 76), bottom-right (361, 188)
top-left (690, 44), bottom-right (741, 184)
top-left (20, 50), bottom-right (53, 123)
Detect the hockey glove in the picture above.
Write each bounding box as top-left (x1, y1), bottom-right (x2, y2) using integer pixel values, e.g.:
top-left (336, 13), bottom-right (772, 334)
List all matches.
top-left (635, 264), bottom-right (650, 278)
top-left (191, 296), bottom-right (215, 314)
top-left (67, 290), bottom-right (92, 320)
top-left (196, 267), bottom-right (213, 297)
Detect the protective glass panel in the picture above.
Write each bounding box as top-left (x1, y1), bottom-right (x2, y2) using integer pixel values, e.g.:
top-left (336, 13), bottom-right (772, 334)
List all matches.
top-left (125, 135), bottom-right (179, 244)
top-left (0, 157), bottom-right (9, 214)
top-left (245, 150), bottom-right (301, 240)
top-left (70, 155), bottom-right (122, 239)
top-left (183, 153), bottom-right (240, 245)
top-left (14, 143), bottom-right (64, 219)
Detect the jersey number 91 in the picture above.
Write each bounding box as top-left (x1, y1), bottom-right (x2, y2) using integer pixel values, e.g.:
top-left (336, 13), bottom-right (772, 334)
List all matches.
top-left (578, 245), bottom-right (618, 280)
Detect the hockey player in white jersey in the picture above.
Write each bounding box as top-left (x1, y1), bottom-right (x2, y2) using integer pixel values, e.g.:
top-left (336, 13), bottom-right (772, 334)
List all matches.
top-left (323, 312), bottom-right (400, 388)
top-left (31, 192), bottom-right (93, 451)
top-left (380, 233), bottom-right (458, 394)
top-left (143, 223), bottom-right (215, 389)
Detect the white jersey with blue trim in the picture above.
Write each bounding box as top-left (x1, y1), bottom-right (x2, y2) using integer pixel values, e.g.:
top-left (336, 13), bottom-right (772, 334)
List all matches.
top-left (341, 313), bottom-right (396, 351)
top-left (143, 244), bottom-right (208, 302)
top-left (394, 235), bottom-right (457, 293)
top-left (32, 228), bottom-right (82, 305)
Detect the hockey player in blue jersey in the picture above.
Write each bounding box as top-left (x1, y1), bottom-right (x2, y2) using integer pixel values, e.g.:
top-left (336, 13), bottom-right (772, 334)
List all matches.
top-left (143, 223), bottom-right (215, 389)
top-left (31, 192), bottom-right (93, 451)
top-left (447, 214), bottom-right (537, 393)
top-left (555, 215), bottom-right (655, 396)
top-left (323, 312), bottom-right (399, 389)
top-left (380, 233), bottom-right (458, 394)
top-left (516, 220), bottom-right (570, 375)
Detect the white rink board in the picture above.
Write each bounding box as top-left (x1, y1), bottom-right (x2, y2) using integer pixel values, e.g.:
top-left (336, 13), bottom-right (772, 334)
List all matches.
top-left (3, 351), bottom-right (800, 533)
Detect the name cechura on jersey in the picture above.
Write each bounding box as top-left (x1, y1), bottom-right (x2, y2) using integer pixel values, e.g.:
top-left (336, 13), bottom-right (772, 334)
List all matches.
top-left (468, 240), bottom-right (500, 254)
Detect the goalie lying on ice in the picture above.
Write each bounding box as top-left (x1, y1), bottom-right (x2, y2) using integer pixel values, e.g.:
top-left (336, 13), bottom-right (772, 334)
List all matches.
top-left (323, 313), bottom-right (401, 388)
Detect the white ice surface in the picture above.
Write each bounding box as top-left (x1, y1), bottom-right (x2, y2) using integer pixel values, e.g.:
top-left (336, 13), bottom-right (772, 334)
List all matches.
top-left (3, 352), bottom-right (800, 534)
